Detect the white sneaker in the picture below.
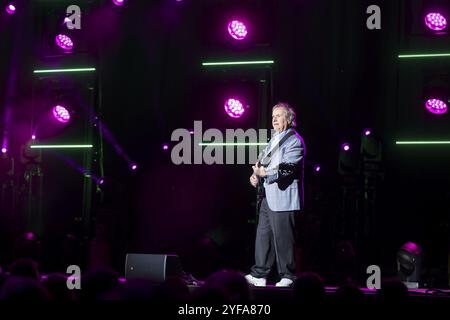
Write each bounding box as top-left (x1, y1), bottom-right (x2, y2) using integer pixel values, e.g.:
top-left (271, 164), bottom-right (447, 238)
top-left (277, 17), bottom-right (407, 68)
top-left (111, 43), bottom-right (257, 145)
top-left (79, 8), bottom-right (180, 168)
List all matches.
top-left (275, 278), bottom-right (293, 287)
top-left (245, 274), bottom-right (266, 287)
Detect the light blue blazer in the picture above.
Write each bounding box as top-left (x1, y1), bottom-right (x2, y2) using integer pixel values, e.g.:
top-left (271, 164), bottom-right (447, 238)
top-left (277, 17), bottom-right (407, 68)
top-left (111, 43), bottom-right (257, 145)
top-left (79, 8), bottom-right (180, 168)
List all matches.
top-left (262, 128), bottom-right (305, 212)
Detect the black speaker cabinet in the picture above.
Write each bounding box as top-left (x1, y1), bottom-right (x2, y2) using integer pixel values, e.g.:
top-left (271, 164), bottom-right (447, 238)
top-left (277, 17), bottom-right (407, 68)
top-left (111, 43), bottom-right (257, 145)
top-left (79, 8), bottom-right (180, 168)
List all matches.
top-left (125, 253), bottom-right (183, 283)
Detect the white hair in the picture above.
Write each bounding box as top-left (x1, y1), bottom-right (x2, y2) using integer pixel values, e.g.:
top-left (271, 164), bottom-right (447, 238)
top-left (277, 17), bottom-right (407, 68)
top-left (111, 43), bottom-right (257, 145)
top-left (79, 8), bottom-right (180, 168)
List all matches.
top-left (272, 102), bottom-right (297, 127)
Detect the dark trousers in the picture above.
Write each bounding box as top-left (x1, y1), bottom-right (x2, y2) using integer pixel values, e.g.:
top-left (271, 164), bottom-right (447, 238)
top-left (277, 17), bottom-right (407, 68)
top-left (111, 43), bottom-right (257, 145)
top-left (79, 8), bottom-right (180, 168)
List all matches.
top-left (251, 198), bottom-right (297, 280)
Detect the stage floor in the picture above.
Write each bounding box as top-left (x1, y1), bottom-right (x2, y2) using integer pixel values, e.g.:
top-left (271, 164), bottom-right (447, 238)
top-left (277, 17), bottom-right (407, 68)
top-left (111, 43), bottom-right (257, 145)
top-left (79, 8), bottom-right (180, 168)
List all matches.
top-left (187, 285), bottom-right (450, 304)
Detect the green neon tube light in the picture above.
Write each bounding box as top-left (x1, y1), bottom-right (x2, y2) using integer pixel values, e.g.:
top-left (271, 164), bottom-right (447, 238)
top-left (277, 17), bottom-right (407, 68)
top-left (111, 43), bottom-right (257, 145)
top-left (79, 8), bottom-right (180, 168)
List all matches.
top-left (33, 68), bottom-right (96, 74)
top-left (202, 60), bottom-right (274, 66)
top-left (398, 53), bottom-right (450, 59)
top-left (30, 144), bottom-right (94, 149)
top-left (396, 141), bottom-right (450, 145)
top-left (198, 143), bottom-right (268, 146)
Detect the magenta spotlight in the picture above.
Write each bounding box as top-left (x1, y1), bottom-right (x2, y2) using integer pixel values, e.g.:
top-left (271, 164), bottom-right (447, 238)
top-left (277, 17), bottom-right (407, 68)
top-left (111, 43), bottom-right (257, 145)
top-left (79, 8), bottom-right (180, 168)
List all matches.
top-left (425, 12), bottom-right (447, 31)
top-left (364, 129), bottom-right (372, 136)
top-left (131, 164), bottom-right (137, 170)
top-left (6, 3), bottom-right (16, 15)
top-left (228, 20), bottom-right (248, 40)
top-left (342, 143), bottom-right (350, 151)
top-left (55, 34), bottom-right (74, 51)
top-left (112, 0), bottom-right (125, 6)
top-left (162, 144), bottom-right (169, 151)
top-left (224, 98), bottom-right (245, 118)
top-left (425, 98), bottom-right (448, 115)
top-left (314, 165), bottom-right (321, 172)
top-left (98, 178), bottom-right (105, 185)
top-left (31, 134), bottom-right (36, 140)
top-left (52, 105), bottom-right (71, 123)
top-left (1, 147), bottom-right (7, 154)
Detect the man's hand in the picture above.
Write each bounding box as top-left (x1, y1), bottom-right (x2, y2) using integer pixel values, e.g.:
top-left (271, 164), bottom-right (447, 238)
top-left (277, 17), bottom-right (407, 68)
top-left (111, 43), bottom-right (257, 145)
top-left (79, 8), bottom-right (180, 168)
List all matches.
top-left (252, 162), bottom-right (268, 177)
top-left (250, 174), bottom-right (259, 187)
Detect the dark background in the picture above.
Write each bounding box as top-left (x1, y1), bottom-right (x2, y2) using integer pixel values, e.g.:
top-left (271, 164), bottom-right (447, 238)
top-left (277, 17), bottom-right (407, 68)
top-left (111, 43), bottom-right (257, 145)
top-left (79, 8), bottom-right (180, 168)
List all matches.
top-left (0, 0), bottom-right (449, 287)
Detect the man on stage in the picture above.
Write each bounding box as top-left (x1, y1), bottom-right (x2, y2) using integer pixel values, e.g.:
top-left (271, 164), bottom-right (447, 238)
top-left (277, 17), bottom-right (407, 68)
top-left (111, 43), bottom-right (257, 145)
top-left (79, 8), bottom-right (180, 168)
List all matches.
top-left (246, 102), bottom-right (306, 287)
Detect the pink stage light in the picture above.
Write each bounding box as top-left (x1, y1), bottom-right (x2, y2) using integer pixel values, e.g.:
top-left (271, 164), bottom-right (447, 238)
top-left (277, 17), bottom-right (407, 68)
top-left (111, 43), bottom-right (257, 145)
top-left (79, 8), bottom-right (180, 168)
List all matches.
top-left (342, 143), bottom-right (350, 151)
top-left (228, 20), bottom-right (248, 40)
top-left (6, 3), bottom-right (16, 15)
top-left (224, 98), bottom-right (245, 118)
top-left (55, 34), bottom-right (74, 51)
top-left (112, 0), bottom-right (125, 6)
top-left (425, 12), bottom-right (447, 31)
top-left (52, 105), bottom-right (71, 123)
top-left (425, 98), bottom-right (447, 115)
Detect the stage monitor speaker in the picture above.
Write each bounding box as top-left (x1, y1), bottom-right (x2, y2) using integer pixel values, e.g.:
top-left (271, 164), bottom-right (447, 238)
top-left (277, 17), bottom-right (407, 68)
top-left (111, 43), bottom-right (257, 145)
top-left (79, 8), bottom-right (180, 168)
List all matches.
top-left (125, 253), bottom-right (183, 283)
